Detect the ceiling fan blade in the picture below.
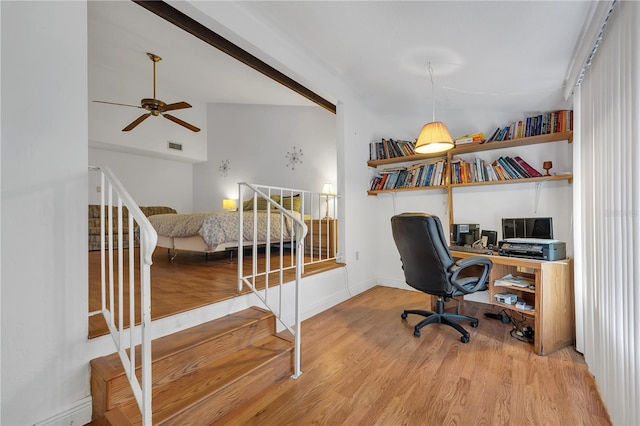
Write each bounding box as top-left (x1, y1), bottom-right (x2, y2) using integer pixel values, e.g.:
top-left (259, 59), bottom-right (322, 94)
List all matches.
top-left (162, 101), bottom-right (192, 112)
top-left (123, 113), bottom-right (151, 131)
top-left (163, 114), bottom-right (201, 132)
top-left (93, 100), bottom-right (143, 109)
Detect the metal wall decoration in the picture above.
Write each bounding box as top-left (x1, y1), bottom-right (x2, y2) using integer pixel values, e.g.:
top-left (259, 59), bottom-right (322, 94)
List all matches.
top-left (286, 146), bottom-right (303, 170)
top-left (219, 159), bottom-right (230, 177)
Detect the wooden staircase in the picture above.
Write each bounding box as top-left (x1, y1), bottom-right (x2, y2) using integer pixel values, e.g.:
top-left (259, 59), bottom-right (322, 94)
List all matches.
top-left (90, 307), bottom-right (294, 425)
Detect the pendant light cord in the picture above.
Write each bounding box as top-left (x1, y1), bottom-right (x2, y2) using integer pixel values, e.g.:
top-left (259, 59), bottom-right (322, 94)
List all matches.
top-left (428, 62), bottom-right (435, 122)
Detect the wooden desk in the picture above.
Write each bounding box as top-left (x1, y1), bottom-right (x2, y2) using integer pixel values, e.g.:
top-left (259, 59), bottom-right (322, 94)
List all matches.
top-left (451, 251), bottom-right (575, 355)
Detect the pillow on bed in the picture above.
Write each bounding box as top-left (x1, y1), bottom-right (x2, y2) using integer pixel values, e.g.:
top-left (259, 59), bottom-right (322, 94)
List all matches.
top-left (242, 195), bottom-right (279, 210)
top-left (278, 194), bottom-right (302, 212)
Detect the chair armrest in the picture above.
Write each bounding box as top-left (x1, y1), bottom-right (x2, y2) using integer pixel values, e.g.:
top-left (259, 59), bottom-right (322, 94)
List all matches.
top-left (448, 256), bottom-right (493, 294)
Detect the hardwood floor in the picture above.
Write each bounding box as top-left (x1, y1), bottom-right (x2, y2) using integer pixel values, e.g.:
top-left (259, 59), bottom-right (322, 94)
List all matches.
top-left (88, 247), bottom-right (342, 338)
top-left (219, 286), bottom-right (611, 425)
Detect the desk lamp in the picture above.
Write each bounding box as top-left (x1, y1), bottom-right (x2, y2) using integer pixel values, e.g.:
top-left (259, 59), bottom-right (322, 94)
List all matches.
top-left (321, 183), bottom-right (333, 220)
top-left (222, 198), bottom-right (237, 211)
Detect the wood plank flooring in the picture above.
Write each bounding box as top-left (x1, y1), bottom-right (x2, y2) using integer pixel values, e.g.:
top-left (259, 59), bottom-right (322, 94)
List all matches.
top-left (218, 286), bottom-right (611, 425)
top-left (88, 247), bottom-right (342, 338)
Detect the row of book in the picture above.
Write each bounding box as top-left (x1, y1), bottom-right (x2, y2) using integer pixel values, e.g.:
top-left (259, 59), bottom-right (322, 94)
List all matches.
top-left (451, 156), bottom-right (542, 184)
top-left (369, 138), bottom-right (416, 161)
top-left (369, 159), bottom-right (447, 191)
top-left (486, 110), bottom-right (573, 142)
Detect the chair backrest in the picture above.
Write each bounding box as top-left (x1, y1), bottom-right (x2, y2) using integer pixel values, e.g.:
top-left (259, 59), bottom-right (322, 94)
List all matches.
top-left (390, 212), bottom-right (454, 296)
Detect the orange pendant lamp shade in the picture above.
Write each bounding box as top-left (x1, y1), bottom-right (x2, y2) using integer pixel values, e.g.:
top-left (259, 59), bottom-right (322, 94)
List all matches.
top-left (415, 121), bottom-right (454, 154)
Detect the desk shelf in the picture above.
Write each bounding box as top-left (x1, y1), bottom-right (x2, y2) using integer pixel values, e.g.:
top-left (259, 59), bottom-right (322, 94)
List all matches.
top-left (452, 250), bottom-right (574, 356)
top-left (491, 302), bottom-right (536, 316)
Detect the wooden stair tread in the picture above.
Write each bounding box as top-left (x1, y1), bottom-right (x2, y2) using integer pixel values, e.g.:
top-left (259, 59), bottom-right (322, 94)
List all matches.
top-left (112, 334), bottom-right (293, 424)
top-left (91, 306), bottom-right (272, 380)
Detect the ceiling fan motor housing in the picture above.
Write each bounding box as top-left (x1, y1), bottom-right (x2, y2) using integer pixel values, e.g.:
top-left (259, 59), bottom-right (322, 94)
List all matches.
top-left (142, 98), bottom-right (165, 116)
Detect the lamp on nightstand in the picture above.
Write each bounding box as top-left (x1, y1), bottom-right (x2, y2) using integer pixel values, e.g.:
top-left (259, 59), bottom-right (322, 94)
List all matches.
top-left (321, 183), bottom-right (334, 220)
top-left (222, 198), bottom-right (237, 211)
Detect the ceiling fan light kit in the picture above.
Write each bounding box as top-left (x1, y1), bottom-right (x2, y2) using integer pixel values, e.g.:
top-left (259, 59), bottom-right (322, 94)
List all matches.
top-left (94, 52), bottom-right (200, 132)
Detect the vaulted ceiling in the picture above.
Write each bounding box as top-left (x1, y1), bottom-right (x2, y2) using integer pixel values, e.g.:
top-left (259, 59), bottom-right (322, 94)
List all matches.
top-left (89, 1), bottom-right (596, 119)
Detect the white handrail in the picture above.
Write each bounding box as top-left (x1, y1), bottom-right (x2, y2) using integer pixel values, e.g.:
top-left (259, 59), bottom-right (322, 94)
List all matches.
top-left (238, 182), bottom-right (339, 379)
top-left (89, 166), bottom-right (157, 425)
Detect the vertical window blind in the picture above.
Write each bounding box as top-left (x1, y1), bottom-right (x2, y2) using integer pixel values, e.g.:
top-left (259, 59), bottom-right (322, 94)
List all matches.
top-left (576, 1), bottom-right (639, 424)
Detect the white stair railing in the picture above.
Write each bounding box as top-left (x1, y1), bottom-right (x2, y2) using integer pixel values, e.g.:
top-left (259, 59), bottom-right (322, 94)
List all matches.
top-left (237, 183), bottom-right (339, 378)
top-left (88, 166), bottom-right (157, 425)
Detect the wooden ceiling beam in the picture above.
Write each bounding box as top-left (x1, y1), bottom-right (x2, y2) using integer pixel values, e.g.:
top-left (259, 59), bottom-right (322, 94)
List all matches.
top-left (133, 0), bottom-right (337, 114)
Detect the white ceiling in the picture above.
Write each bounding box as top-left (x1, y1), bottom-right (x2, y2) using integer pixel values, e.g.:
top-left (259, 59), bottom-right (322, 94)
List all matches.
top-left (88, 1), bottom-right (317, 110)
top-left (89, 1), bottom-right (597, 118)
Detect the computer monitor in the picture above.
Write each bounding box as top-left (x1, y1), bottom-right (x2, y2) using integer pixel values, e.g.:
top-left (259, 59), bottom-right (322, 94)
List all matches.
top-left (451, 223), bottom-right (480, 245)
top-left (502, 217), bottom-right (553, 239)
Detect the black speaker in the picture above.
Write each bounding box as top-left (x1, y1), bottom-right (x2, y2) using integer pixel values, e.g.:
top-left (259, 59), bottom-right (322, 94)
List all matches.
top-left (481, 230), bottom-right (497, 248)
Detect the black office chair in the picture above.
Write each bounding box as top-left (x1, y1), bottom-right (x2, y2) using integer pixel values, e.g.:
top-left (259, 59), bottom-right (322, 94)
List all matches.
top-left (391, 213), bottom-right (493, 343)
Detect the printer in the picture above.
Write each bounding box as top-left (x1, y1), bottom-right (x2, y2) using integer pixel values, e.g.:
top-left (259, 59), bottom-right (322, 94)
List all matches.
top-left (498, 238), bottom-right (566, 261)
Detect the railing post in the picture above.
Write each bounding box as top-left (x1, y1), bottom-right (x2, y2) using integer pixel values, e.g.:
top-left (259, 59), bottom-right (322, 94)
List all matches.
top-left (293, 225), bottom-right (304, 378)
top-left (90, 166), bottom-right (157, 424)
top-left (237, 182), bottom-right (309, 380)
top-left (237, 184), bottom-right (244, 294)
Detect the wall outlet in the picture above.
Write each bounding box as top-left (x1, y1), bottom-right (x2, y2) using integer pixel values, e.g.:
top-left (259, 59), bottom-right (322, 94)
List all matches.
top-left (355, 251), bottom-right (359, 261)
top-left (96, 186), bottom-right (101, 193)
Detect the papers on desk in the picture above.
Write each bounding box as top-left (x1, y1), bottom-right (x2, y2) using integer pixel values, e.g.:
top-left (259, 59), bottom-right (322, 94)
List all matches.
top-left (494, 273), bottom-right (533, 288)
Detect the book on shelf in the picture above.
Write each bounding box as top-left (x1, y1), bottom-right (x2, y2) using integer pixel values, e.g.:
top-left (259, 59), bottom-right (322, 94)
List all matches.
top-left (504, 156), bottom-right (530, 178)
top-left (491, 161), bottom-right (512, 180)
top-left (485, 164), bottom-right (499, 181)
top-left (486, 127), bottom-right (501, 143)
top-left (514, 156), bottom-right (543, 177)
top-left (486, 109), bottom-right (573, 143)
top-left (455, 132), bottom-right (485, 146)
top-left (369, 138), bottom-right (417, 160)
top-left (369, 159), bottom-right (447, 190)
top-left (497, 157), bottom-right (522, 178)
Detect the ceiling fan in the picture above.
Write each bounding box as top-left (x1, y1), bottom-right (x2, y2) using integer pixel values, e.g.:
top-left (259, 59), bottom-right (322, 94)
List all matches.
top-left (94, 52), bottom-right (200, 132)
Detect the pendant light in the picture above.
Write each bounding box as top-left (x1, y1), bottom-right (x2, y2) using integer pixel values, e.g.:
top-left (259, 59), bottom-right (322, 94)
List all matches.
top-left (415, 63), bottom-right (454, 154)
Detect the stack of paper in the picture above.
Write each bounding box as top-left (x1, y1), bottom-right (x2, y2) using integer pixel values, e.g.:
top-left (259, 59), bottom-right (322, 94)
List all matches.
top-left (494, 273), bottom-right (532, 288)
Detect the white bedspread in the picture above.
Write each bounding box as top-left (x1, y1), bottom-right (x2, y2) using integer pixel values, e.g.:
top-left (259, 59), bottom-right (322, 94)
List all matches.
top-left (147, 210), bottom-right (301, 250)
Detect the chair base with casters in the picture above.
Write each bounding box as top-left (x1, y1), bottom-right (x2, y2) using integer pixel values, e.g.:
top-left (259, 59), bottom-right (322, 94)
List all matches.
top-left (401, 297), bottom-right (479, 343)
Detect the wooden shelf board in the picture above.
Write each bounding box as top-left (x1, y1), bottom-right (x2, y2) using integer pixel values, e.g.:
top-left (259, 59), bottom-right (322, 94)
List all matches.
top-left (449, 174), bottom-right (573, 188)
top-left (452, 131), bottom-right (573, 155)
top-left (494, 285), bottom-right (535, 294)
top-left (367, 185), bottom-right (447, 196)
top-left (367, 131), bottom-right (572, 168)
top-left (491, 301), bottom-right (536, 316)
top-left (367, 153), bottom-right (446, 168)
top-left (369, 174), bottom-right (573, 195)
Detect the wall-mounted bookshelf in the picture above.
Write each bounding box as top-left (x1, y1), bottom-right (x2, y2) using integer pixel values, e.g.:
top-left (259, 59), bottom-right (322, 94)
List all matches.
top-left (367, 130), bottom-right (574, 225)
top-left (368, 131), bottom-right (573, 192)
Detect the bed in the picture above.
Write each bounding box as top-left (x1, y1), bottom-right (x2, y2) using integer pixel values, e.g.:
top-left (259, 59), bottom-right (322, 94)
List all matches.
top-left (147, 209), bottom-right (302, 259)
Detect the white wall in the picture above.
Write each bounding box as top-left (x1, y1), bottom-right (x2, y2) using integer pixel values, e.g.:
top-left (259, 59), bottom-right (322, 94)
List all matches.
top-left (193, 104), bottom-right (336, 212)
top-left (1, 2), bottom-right (90, 424)
top-left (0, 1), bottom-right (576, 424)
top-left (369, 108), bottom-right (574, 289)
top-left (89, 147), bottom-right (194, 213)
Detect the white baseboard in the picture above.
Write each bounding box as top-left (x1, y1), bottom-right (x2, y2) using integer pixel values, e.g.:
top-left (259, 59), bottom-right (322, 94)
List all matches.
top-left (34, 396), bottom-right (92, 426)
